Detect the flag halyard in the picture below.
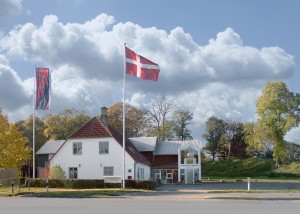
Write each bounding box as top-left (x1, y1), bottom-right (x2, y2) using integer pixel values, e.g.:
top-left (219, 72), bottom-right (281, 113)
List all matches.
top-left (125, 47), bottom-right (160, 81)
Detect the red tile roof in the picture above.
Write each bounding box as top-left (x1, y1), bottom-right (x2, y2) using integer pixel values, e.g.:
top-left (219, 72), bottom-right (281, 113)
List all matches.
top-left (68, 117), bottom-right (149, 166)
top-left (69, 117), bottom-right (111, 138)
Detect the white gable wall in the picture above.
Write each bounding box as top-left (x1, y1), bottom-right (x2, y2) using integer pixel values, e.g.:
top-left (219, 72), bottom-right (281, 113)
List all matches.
top-left (50, 137), bottom-right (150, 180)
top-left (135, 162), bottom-right (151, 181)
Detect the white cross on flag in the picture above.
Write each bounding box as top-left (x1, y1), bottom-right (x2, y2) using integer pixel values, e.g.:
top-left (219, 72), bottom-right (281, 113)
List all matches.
top-left (125, 47), bottom-right (160, 81)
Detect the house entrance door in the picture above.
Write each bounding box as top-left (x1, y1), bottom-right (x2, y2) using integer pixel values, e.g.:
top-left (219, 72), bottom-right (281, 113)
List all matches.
top-left (185, 169), bottom-right (193, 184)
top-left (155, 172), bottom-right (161, 183)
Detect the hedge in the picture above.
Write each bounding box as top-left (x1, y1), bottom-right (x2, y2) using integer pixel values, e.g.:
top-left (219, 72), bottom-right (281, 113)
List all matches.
top-left (25, 178), bottom-right (155, 190)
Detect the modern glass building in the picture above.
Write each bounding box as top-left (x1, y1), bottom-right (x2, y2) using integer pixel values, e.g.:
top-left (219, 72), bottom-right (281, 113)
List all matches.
top-left (131, 138), bottom-right (202, 184)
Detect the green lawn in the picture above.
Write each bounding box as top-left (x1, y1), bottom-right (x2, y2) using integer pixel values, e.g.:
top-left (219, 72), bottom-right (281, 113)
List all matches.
top-left (0, 187), bottom-right (152, 197)
top-left (202, 159), bottom-right (300, 179)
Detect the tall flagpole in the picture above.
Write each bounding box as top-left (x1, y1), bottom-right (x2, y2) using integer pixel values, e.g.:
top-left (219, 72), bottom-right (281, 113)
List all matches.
top-left (33, 66), bottom-right (36, 178)
top-left (122, 43), bottom-right (126, 188)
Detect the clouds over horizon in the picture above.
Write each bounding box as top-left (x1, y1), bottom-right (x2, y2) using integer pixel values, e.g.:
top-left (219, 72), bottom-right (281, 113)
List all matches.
top-left (0, 12), bottom-right (297, 140)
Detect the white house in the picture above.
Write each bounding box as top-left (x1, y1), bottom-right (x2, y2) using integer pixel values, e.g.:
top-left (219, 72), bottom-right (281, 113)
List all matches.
top-left (38, 107), bottom-right (202, 184)
top-left (48, 107), bottom-right (151, 181)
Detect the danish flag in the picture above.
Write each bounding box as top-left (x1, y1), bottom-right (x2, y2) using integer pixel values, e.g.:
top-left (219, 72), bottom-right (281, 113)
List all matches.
top-left (125, 47), bottom-right (160, 81)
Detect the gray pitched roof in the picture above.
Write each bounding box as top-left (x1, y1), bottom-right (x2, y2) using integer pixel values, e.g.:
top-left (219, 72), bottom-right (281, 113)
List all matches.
top-left (129, 137), bottom-right (157, 152)
top-left (36, 140), bottom-right (65, 154)
top-left (154, 140), bottom-right (201, 155)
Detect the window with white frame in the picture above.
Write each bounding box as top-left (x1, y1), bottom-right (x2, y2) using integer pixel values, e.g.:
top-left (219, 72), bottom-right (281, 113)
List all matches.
top-left (73, 142), bottom-right (82, 155)
top-left (99, 141), bottom-right (109, 154)
top-left (69, 167), bottom-right (78, 178)
top-left (103, 167), bottom-right (113, 176)
top-left (141, 168), bottom-right (144, 180)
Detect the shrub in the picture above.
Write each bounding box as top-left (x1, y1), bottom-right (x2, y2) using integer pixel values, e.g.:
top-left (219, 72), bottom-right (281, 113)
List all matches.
top-left (48, 165), bottom-right (65, 179)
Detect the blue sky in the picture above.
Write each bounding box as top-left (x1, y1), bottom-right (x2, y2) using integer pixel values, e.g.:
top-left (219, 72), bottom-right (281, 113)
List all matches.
top-left (0, 0), bottom-right (299, 143)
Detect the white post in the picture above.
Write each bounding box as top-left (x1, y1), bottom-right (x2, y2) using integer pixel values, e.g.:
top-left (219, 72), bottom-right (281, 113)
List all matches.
top-left (122, 44), bottom-right (126, 189)
top-left (247, 177), bottom-right (251, 191)
top-left (33, 67), bottom-right (36, 179)
top-left (198, 148), bottom-right (201, 181)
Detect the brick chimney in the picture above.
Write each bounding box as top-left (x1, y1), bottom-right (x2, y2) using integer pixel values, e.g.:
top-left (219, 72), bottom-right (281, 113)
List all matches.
top-left (100, 106), bottom-right (108, 127)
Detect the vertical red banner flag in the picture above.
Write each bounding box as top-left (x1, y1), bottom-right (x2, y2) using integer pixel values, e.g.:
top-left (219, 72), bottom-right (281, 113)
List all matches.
top-left (125, 47), bottom-right (160, 81)
top-left (35, 67), bottom-right (50, 110)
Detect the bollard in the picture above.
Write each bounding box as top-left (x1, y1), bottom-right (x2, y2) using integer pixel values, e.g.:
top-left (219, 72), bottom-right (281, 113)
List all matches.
top-left (46, 179), bottom-right (49, 193)
top-left (247, 177), bottom-right (251, 191)
top-left (28, 179), bottom-right (30, 191)
top-left (11, 180), bottom-right (14, 194)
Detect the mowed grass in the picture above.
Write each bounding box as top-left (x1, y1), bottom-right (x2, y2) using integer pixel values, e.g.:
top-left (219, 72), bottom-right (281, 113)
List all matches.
top-left (202, 159), bottom-right (300, 179)
top-left (0, 187), bottom-right (152, 197)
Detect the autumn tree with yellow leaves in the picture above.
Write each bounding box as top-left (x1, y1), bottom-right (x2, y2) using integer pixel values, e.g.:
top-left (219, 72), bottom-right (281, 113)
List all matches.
top-left (0, 107), bottom-right (30, 169)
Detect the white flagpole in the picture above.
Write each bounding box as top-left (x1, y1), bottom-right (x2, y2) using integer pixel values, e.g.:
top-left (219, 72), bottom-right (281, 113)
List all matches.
top-left (122, 44), bottom-right (126, 189)
top-left (33, 66), bottom-right (36, 179)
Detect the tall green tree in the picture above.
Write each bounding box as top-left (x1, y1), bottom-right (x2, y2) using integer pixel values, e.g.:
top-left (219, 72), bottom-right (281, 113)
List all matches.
top-left (219, 120), bottom-right (248, 159)
top-left (203, 116), bottom-right (225, 161)
top-left (256, 81), bottom-right (300, 165)
top-left (285, 142), bottom-right (300, 163)
top-left (0, 107), bottom-right (30, 169)
top-left (172, 108), bottom-right (193, 140)
top-left (146, 120), bottom-right (174, 140)
top-left (44, 109), bottom-right (91, 140)
top-left (244, 122), bottom-right (273, 158)
top-left (107, 102), bottom-right (149, 137)
top-left (15, 115), bottom-right (48, 152)
top-left (228, 122), bottom-right (248, 159)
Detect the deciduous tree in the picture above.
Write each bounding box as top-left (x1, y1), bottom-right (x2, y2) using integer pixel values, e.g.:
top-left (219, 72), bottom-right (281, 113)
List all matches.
top-left (203, 116), bottom-right (225, 161)
top-left (107, 102), bottom-right (149, 137)
top-left (172, 108), bottom-right (193, 140)
top-left (256, 81), bottom-right (300, 166)
top-left (15, 115), bottom-right (47, 152)
top-left (44, 109), bottom-right (91, 140)
top-left (147, 94), bottom-right (174, 141)
top-left (0, 107), bottom-right (30, 169)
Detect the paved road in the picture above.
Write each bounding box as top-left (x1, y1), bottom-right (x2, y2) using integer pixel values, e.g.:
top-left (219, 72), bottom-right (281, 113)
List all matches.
top-left (1, 197), bottom-right (300, 214)
top-left (118, 181), bottom-right (300, 200)
top-left (156, 181), bottom-right (300, 191)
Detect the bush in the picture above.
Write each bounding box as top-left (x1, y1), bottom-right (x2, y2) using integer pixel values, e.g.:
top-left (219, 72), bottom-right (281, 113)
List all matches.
top-left (48, 166), bottom-right (65, 179)
top-left (125, 180), bottom-right (155, 190)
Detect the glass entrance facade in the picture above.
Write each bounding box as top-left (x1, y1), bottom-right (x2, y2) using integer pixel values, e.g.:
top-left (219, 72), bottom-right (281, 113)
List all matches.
top-left (178, 143), bottom-right (201, 184)
top-left (150, 141), bottom-right (201, 184)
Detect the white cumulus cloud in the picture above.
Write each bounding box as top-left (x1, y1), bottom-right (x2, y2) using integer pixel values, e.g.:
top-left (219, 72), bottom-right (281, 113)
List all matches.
top-left (0, 13), bottom-right (296, 140)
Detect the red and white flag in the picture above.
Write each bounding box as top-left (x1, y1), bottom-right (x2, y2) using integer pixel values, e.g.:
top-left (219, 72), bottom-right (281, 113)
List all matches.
top-left (125, 47), bottom-right (160, 81)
